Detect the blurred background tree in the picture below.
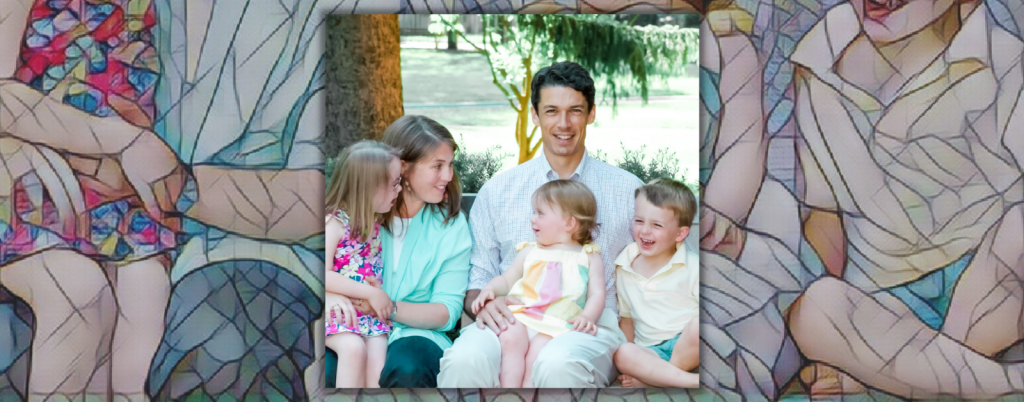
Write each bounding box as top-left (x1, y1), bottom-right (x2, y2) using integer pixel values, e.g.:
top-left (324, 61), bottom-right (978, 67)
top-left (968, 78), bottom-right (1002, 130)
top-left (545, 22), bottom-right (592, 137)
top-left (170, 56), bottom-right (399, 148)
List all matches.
top-left (326, 15), bottom-right (405, 157)
top-left (442, 15), bottom-right (698, 164)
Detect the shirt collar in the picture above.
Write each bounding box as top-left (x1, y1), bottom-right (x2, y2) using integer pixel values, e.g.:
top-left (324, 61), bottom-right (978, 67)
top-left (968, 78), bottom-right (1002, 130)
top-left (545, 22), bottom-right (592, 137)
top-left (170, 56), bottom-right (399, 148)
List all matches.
top-left (615, 241), bottom-right (690, 277)
top-left (540, 149), bottom-right (591, 181)
top-left (791, 3), bottom-right (993, 76)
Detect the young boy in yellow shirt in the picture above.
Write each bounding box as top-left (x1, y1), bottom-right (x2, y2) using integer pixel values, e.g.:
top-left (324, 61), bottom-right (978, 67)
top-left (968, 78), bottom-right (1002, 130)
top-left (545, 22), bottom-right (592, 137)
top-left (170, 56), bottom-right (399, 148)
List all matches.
top-left (613, 178), bottom-right (700, 388)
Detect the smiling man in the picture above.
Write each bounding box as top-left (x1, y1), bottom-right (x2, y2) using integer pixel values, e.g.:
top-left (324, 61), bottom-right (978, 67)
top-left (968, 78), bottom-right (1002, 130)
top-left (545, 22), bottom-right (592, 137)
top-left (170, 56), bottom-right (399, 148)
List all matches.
top-left (437, 61), bottom-right (643, 388)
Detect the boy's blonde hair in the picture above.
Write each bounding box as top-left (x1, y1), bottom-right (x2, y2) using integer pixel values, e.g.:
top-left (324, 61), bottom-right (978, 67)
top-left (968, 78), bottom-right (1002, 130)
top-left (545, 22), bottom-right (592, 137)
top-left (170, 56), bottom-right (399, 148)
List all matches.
top-left (533, 180), bottom-right (599, 245)
top-left (636, 178), bottom-right (697, 228)
top-left (325, 141), bottom-right (400, 243)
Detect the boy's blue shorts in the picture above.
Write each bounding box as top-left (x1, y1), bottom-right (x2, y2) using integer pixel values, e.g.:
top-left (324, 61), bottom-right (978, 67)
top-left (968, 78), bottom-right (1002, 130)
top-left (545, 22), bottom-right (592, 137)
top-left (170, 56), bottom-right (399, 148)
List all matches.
top-left (648, 333), bottom-right (680, 362)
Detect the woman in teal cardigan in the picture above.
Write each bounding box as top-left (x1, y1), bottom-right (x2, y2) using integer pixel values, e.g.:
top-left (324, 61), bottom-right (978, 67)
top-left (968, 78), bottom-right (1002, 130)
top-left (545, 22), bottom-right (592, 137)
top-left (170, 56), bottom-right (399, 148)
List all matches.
top-left (326, 115), bottom-right (472, 388)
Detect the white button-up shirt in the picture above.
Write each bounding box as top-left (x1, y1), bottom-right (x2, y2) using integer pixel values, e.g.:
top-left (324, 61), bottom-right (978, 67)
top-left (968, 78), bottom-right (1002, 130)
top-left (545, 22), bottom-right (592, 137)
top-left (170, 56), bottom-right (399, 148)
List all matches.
top-left (468, 150), bottom-right (644, 312)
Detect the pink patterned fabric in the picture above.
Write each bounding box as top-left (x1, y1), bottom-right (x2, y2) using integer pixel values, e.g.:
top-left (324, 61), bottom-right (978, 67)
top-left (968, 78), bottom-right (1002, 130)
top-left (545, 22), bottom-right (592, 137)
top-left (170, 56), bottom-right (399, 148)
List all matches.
top-left (0, 0), bottom-right (173, 266)
top-left (325, 209), bottom-right (391, 338)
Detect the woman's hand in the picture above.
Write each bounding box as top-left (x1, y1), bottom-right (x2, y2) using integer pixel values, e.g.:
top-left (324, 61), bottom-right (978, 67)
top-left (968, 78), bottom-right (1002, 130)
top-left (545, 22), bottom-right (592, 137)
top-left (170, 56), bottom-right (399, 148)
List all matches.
top-left (366, 287), bottom-right (393, 325)
top-left (0, 137), bottom-right (86, 236)
top-left (325, 292), bottom-right (357, 329)
top-left (0, 80), bottom-right (187, 228)
top-left (472, 288), bottom-right (496, 315)
top-left (354, 276), bottom-right (392, 324)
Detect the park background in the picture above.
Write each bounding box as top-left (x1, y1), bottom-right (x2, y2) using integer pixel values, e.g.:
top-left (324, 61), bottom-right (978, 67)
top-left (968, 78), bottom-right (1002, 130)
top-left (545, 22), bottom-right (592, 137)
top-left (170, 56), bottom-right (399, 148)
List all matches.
top-left (323, 12), bottom-right (700, 389)
top-left (326, 14), bottom-right (700, 201)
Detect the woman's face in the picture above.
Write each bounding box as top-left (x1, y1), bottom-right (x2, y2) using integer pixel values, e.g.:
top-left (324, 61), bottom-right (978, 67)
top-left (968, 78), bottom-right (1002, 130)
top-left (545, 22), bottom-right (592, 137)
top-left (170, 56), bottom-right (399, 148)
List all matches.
top-left (852, 0), bottom-right (957, 44)
top-left (402, 143), bottom-right (455, 206)
top-left (372, 158), bottom-right (402, 214)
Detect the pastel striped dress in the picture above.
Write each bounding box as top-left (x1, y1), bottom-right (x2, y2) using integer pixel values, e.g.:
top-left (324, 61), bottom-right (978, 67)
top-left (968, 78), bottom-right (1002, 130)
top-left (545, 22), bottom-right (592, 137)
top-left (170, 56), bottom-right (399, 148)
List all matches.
top-left (507, 242), bottom-right (600, 337)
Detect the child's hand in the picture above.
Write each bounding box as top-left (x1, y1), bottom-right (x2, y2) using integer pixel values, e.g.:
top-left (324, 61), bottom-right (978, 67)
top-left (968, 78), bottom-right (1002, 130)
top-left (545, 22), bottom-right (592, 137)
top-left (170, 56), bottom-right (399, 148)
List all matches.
top-left (367, 288), bottom-right (393, 324)
top-left (570, 316), bottom-right (598, 335)
top-left (472, 289), bottom-right (496, 315)
top-left (325, 293), bottom-right (357, 329)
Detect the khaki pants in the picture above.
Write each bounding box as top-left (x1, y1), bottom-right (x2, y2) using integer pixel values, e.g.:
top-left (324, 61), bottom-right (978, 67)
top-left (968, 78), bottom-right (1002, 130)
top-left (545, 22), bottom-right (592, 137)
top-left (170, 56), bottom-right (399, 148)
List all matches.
top-left (437, 309), bottom-right (626, 387)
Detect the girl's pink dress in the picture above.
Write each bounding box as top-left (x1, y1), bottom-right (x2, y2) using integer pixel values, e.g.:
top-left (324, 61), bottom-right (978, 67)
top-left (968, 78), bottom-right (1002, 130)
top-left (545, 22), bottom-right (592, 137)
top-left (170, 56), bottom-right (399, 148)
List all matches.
top-left (325, 210), bottom-right (390, 338)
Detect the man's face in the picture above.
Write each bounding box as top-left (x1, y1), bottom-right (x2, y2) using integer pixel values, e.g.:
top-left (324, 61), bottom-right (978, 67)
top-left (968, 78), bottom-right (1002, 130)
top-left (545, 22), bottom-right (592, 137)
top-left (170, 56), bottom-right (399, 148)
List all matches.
top-left (532, 85), bottom-right (595, 160)
top-left (852, 0), bottom-right (957, 44)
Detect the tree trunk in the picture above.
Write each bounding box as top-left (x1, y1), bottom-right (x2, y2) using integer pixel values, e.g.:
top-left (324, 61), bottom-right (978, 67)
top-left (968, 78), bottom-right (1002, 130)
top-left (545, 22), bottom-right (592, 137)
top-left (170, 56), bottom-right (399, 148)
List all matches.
top-left (444, 30), bottom-right (456, 50)
top-left (447, 24), bottom-right (458, 50)
top-left (326, 15), bottom-right (404, 157)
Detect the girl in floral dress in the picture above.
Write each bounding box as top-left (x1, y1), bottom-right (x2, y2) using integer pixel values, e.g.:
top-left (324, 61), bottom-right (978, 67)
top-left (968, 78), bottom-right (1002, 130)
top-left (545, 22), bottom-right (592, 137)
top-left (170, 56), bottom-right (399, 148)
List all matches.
top-left (324, 141), bottom-right (402, 388)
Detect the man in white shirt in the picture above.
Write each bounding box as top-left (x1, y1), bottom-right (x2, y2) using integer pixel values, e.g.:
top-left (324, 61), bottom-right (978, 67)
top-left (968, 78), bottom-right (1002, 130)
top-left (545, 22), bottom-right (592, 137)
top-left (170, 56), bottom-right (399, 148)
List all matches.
top-left (437, 61), bottom-right (643, 387)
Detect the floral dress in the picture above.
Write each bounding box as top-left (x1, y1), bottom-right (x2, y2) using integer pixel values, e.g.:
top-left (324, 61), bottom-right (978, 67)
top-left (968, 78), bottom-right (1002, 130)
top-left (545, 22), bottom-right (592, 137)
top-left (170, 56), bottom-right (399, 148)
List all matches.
top-left (325, 210), bottom-right (390, 338)
top-left (1, 0), bottom-right (173, 266)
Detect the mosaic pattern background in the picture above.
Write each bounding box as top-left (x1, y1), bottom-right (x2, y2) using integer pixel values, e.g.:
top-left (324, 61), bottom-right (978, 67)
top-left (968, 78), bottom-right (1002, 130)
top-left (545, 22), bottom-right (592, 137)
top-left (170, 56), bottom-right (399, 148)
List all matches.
top-left (0, 0), bottom-right (699, 401)
top-left (700, 0), bottom-right (1024, 399)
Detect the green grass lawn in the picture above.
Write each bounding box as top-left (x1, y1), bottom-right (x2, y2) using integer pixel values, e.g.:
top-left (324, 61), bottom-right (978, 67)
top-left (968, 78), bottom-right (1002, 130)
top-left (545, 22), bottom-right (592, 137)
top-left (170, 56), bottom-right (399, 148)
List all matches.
top-left (399, 47), bottom-right (700, 185)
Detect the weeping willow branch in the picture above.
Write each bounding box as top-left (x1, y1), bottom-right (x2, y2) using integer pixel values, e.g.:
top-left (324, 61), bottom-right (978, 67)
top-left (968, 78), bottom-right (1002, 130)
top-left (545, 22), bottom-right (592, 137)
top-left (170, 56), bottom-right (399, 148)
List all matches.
top-left (442, 15), bottom-right (698, 164)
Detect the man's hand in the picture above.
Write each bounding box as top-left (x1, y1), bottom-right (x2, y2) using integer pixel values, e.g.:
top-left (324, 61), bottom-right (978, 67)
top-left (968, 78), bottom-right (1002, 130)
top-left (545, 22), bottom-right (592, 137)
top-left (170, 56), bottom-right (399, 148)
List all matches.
top-left (475, 295), bottom-right (523, 334)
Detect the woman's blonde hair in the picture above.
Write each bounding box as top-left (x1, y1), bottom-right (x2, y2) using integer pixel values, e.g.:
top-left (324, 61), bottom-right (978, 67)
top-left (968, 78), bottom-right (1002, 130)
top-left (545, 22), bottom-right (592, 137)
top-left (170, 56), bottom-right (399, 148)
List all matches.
top-left (533, 180), bottom-right (599, 245)
top-left (325, 140), bottom-right (400, 243)
top-left (381, 115), bottom-right (462, 232)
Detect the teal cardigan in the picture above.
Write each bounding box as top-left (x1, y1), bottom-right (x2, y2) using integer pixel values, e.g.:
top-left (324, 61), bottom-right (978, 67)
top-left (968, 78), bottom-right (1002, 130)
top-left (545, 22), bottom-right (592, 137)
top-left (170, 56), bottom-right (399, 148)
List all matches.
top-left (380, 205), bottom-right (472, 351)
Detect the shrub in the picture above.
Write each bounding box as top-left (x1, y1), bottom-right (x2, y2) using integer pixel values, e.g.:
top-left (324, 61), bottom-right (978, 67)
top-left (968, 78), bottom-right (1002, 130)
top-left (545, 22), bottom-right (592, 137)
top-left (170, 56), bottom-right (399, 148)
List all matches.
top-left (325, 156), bottom-right (336, 189)
top-left (454, 136), bottom-right (512, 193)
top-left (612, 141), bottom-right (681, 184)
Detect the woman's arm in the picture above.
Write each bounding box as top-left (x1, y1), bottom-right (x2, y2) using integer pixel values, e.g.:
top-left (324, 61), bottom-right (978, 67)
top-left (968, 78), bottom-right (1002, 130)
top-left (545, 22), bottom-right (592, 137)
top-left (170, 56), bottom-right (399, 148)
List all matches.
top-left (187, 166), bottom-right (324, 242)
top-left (396, 216), bottom-right (473, 332)
top-left (580, 253), bottom-right (607, 322)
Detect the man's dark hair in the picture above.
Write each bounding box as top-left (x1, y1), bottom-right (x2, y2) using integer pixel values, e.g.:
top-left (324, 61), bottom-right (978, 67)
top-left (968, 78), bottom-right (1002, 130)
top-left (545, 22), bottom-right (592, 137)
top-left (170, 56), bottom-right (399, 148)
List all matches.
top-left (530, 61), bottom-right (596, 112)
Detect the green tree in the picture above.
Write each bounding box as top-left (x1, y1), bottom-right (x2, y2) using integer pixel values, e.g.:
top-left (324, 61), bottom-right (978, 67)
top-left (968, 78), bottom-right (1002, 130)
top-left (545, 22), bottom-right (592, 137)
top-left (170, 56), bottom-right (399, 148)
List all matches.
top-left (443, 15), bottom-right (698, 164)
top-left (428, 15), bottom-right (463, 50)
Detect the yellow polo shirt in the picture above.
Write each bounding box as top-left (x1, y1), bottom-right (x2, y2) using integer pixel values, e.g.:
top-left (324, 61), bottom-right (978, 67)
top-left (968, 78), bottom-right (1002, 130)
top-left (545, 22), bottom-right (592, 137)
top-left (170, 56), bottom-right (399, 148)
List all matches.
top-left (614, 242), bottom-right (699, 347)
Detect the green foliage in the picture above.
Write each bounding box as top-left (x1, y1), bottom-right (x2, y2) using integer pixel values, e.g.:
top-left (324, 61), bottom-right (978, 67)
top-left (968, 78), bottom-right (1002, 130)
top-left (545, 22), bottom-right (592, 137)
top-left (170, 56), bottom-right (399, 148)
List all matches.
top-left (609, 142), bottom-right (687, 186)
top-left (588, 149), bottom-right (609, 163)
top-left (325, 156), bottom-right (337, 189)
top-left (527, 15), bottom-right (698, 110)
top-left (453, 136), bottom-right (512, 193)
top-left (428, 15), bottom-right (463, 35)
top-left (429, 15), bottom-right (463, 50)
top-left (445, 15), bottom-right (698, 112)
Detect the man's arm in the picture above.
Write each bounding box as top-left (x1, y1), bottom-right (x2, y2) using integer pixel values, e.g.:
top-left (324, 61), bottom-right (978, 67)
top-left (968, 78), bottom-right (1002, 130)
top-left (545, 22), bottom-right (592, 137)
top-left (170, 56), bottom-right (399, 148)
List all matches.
top-left (465, 184), bottom-right (502, 320)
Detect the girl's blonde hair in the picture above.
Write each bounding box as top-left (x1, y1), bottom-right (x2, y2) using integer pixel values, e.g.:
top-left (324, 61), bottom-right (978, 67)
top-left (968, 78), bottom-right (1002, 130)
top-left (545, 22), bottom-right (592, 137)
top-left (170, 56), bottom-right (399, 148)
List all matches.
top-left (325, 141), bottom-right (400, 242)
top-left (380, 115), bottom-right (462, 232)
top-left (533, 180), bottom-right (599, 245)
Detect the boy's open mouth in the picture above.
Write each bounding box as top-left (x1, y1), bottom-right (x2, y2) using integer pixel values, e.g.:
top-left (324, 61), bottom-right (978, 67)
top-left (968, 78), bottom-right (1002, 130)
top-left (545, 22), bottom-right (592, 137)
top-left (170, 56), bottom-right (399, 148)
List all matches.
top-left (865, 0), bottom-right (907, 22)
